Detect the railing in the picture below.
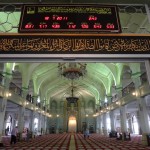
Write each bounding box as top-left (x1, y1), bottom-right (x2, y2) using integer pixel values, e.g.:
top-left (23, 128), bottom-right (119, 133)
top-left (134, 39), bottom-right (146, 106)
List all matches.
top-left (122, 82), bottom-right (135, 97)
top-left (37, 102), bottom-right (41, 108)
top-left (43, 106), bottom-right (46, 111)
top-left (111, 94), bottom-right (118, 102)
top-left (140, 72), bottom-right (147, 85)
top-left (26, 94), bottom-right (33, 103)
top-left (9, 82), bottom-right (22, 96)
top-left (0, 73), bottom-right (4, 85)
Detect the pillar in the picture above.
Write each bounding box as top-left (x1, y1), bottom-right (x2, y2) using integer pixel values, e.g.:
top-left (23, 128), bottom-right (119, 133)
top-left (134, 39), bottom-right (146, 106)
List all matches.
top-left (0, 76), bottom-right (11, 146)
top-left (137, 96), bottom-right (150, 145)
top-left (128, 118), bottom-right (133, 133)
top-left (102, 113), bottom-right (107, 136)
top-left (18, 106), bottom-right (25, 133)
top-left (17, 88), bottom-right (29, 133)
top-left (32, 96), bottom-right (38, 106)
top-left (96, 115), bottom-right (100, 133)
top-left (137, 97), bottom-right (150, 133)
top-left (31, 96), bottom-right (38, 136)
top-left (99, 115), bottom-right (103, 134)
top-left (21, 87), bottom-right (29, 100)
top-left (31, 111), bottom-right (36, 133)
top-left (116, 85), bottom-right (123, 100)
top-left (29, 111), bottom-right (33, 131)
top-left (145, 60), bottom-right (150, 85)
top-left (38, 113), bottom-right (42, 134)
top-left (120, 105), bottom-right (127, 133)
top-left (109, 110), bottom-right (115, 131)
top-left (42, 115), bottom-right (47, 134)
top-left (107, 96), bottom-right (112, 105)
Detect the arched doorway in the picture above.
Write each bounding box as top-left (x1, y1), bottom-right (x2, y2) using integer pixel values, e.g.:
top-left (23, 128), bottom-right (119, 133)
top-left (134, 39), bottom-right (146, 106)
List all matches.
top-left (34, 118), bottom-right (38, 133)
top-left (68, 116), bottom-right (77, 133)
top-left (5, 115), bottom-right (12, 135)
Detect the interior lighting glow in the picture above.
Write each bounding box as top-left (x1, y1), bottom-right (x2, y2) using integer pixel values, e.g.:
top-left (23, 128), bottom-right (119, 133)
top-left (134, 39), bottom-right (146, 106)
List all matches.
top-left (132, 92), bottom-right (136, 96)
top-left (12, 63), bottom-right (15, 71)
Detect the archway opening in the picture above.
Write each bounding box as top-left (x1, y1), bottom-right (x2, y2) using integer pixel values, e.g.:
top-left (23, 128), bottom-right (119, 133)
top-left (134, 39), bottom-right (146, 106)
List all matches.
top-left (5, 115), bottom-right (12, 136)
top-left (34, 118), bottom-right (39, 133)
top-left (68, 116), bottom-right (77, 133)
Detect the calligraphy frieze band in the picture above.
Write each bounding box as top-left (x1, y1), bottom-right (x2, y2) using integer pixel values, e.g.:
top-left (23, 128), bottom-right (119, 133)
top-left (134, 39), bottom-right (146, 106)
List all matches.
top-left (0, 34), bottom-right (150, 54)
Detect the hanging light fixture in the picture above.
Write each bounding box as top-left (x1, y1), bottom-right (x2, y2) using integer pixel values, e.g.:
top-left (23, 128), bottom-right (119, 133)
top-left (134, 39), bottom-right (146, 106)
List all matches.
top-left (58, 62), bottom-right (87, 80)
top-left (66, 80), bottom-right (79, 104)
top-left (66, 87), bottom-right (78, 103)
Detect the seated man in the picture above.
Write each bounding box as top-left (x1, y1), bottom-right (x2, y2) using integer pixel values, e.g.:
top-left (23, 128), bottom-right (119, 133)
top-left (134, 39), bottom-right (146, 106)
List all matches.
top-left (116, 132), bottom-right (122, 140)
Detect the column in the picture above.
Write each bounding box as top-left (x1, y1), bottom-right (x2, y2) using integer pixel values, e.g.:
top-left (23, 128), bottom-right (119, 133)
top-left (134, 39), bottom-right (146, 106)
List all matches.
top-left (109, 110), bottom-right (115, 131)
top-left (120, 105), bottom-right (128, 141)
top-left (116, 85), bottom-right (123, 100)
top-left (0, 76), bottom-right (11, 146)
top-left (128, 118), bottom-right (133, 133)
top-left (38, 113), bottom-right (42, 134)
top-left (132, 75), bottom-right (141, 88)
top-left (42, 115), bottom-right (47, 134)
top-left (32, 95), bottom-right (38, 106)
top-left (18, 87), bottom-right (28, 132)
top-left (120, 105), bottom-right (127, 132)
top-left (18, 106), bottom-right (25, 133)
top-left (46, 117), bottom-right (50, 134)
top-left (17, 88), bottom-right (28, 133)
top-left (107, 96), bottom-right (112, 105)
top-left (29, 111), bottom-right (32, 131)
top-left (102, 113), bottom-right (107, 136)
top-left (30, 110), bottom-right (36, 133)
top-left (99, 115), bottom-right (103, 134)
top-left (145, 60), bottom-right (150, 85)
top-left (96, 115), bottom-right (100, 133)
top-left (21, 87), bottom-right (29, 100)
top-left (31, 96), bottom-right (38, 134)
top-left (137, 96), bottom-right (150, 146)
top-left (78, 104), bottom-right (81, 132)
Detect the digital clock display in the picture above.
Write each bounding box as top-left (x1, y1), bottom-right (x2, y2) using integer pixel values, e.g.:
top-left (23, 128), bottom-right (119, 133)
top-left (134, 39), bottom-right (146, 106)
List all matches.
top-left (18, 4), bottom-right (121, 33)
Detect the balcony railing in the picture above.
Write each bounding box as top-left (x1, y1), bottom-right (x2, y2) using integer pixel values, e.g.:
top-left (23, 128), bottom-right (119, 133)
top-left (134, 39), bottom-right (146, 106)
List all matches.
top-left (9, 82), bottom-right (22, 96)
top-left (111, 94), bottom-right (118, 102)
top-left (122, 82), bottom-right (135, 97)
top-left (140, 72), bottom-right (147, 85)
top-left (0, 73), bottom-right (4, 85)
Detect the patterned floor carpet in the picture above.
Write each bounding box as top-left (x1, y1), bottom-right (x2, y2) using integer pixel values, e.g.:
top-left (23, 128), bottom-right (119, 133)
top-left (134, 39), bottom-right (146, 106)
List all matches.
top-left (75, 134), bottom-right (150, 150)
top-left (0, 133), bottom-right (150, 150)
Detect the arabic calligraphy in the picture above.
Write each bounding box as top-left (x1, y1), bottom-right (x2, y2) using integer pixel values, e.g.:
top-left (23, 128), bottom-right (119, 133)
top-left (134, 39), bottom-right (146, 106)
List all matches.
top-left (0, 36), bottom-right (150, 53)
top-left (37, 6), bottom-right (112, 14)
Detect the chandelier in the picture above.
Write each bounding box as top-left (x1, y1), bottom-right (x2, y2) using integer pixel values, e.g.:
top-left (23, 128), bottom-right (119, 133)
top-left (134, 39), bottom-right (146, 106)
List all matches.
top-left (66, 80), bottom-right (79, 104)
top-left (58, 62), bottom-right (87, 80)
